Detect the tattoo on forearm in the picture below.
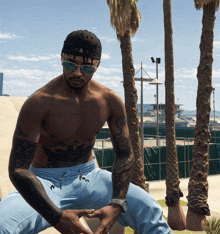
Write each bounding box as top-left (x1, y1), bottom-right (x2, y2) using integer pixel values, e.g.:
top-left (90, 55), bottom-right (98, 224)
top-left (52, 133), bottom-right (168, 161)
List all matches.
top-left (111, 117), bottom-right (133, 199)
top-left (9, 138), bottom-right (37, 171)
top-left (9, 138), bottom-right (62, 226)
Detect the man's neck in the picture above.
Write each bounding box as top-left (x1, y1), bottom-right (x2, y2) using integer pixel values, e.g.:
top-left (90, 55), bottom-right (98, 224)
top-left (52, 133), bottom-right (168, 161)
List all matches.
top-left (61, 75), bottom-right (91, 98)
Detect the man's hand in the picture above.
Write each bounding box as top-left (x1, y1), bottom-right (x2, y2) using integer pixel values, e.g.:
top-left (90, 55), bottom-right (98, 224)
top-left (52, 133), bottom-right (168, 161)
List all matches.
top-left (54, 209), bottom-right (94, 234)
top-left (87, 205), bottom-right (122, 234)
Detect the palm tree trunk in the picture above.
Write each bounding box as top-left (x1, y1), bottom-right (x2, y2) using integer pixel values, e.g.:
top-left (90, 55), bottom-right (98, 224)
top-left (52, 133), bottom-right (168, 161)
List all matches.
top-left (163, 0), bottom-right (186, 230)
top-left (164, 0), bottom-right (180, 198)
top-left (119, 30), bottom-right (147, 191)
top-left (186, 2), bottom-right (216, 231)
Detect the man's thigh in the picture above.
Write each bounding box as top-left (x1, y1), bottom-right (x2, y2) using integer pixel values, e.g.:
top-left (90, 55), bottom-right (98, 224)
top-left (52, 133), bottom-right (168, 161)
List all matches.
top-left (0, 177), bottom-right (62, 234)
top-left (0, 190), bottom-right (50, 234)
top-left (78, 169), bottom-right (171, 234)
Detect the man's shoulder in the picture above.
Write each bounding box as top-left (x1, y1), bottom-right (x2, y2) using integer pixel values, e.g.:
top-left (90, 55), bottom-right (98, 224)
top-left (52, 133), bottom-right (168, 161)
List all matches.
top-left (94, 83), bottom-right (125, 115)
top-left (91, 81), bottom-right (125, 117)
top-left (22, 84), bottom-right (57, 114)
top-left (93, 80), bottom-right (122, 102)
top-left (26, 76), bottom-right (62, 104)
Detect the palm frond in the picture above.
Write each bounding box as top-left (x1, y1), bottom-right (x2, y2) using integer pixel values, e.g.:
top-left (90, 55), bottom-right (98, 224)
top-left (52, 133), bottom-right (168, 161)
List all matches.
top-left (106, 0), bottom-right (141, 37)
top-left (194, 0), bottom-right (219, 10)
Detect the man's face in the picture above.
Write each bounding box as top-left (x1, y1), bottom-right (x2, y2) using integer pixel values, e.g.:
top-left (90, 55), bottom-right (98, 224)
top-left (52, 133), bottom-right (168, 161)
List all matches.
top-left (61, 52), bottom-right (100, 90)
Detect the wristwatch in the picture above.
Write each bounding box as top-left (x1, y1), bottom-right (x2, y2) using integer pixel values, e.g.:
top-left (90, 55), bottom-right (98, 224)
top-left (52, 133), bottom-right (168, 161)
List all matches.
top-left (109, 199), bottom-right (128, 212)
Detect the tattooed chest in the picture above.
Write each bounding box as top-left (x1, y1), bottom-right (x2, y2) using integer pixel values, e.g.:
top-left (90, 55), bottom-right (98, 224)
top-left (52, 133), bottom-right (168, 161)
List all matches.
top-left (40, 139), bottom-right (95, 167)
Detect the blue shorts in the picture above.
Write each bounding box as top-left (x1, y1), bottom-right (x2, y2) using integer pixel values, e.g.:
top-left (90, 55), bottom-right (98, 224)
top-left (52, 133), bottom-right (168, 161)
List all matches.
top-left (0, 156), bottom-right (171, 234)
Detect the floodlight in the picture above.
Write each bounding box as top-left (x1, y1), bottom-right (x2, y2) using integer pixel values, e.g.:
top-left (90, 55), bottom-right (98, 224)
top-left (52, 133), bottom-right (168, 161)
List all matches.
top-left (151, 57), bottom-right (155, 63)
top-left (156, 58), bottom-right (161, 64)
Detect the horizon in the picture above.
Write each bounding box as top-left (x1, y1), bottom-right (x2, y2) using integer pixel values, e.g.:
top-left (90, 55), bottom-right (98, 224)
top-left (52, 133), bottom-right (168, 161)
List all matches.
top-left (1, 95), bottom-right (219, 113)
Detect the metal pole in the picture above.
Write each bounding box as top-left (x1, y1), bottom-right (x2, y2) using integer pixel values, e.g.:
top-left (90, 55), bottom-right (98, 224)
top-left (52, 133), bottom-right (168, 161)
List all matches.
top-left (141, 62), bottom-right (144, 163)
top-left (213, 89), bottom-right (216, 143)
top-left (156, 62), bottom-right (159, 146)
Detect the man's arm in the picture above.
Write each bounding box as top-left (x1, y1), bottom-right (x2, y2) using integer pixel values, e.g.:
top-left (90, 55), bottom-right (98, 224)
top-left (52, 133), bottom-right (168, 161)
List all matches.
top-left (8, 95), bottom-right (63, 226)
top-left (87, 92), bottom-right (133, 233)
top-left (107, 99), bottom-right (134, 201)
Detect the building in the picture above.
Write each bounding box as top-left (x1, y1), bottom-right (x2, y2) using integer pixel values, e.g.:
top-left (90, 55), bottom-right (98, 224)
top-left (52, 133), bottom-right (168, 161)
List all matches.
top-left (0, 73), bottom-right (3, 96)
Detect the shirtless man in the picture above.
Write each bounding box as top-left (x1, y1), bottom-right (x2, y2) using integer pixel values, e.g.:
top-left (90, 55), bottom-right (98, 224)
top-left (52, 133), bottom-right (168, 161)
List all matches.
top-left (0, 30), bottom-right (171, 234)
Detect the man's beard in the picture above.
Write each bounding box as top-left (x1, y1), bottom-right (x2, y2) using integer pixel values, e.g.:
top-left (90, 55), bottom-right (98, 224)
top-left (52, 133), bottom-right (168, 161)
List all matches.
top-left (63, 75), bottom-right (85, 91)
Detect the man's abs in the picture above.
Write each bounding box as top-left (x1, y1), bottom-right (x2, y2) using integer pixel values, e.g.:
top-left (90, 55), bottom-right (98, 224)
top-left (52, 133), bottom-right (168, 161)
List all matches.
top-left (32, 136), bottom-right (96, 168)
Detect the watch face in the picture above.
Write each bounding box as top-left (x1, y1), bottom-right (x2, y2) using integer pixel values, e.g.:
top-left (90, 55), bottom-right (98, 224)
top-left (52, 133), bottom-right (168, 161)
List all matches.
top-left (109, 199), bottom-right (128, 212)
top-left (123, 200), bottom-right (128, 212)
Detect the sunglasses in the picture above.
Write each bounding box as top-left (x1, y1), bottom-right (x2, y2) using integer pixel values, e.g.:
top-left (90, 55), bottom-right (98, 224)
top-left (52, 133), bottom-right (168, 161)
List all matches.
top-left (63, 60), bottom-right (97, 74)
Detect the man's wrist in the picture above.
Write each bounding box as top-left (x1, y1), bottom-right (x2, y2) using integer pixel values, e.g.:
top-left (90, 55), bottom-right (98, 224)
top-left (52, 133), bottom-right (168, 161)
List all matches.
top-left (109, 203), bottom-right (124, 212)
top-left (48, 209), bottom-right (64, 227)
top-left (109, 199), bottom-right (128, 212)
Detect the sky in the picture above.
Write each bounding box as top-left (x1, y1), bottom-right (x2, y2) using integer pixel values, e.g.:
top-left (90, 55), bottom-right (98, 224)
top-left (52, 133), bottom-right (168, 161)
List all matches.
top-left (0, 0), bottom-right (220, 111)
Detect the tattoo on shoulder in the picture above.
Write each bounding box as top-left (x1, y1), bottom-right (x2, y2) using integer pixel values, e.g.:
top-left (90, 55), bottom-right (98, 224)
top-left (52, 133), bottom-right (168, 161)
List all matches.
top-left (10, 138), bottom-right (37, 170)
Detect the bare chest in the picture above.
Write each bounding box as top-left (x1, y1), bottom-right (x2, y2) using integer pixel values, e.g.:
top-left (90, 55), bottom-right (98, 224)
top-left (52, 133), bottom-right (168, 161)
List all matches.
top-left (41, 98), bottom-right (109, 141)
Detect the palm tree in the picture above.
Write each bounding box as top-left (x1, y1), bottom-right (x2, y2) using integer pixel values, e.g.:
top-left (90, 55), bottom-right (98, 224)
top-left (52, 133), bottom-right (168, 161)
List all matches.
top-left (186, 0), bottom-right (219, 231)
top-left (106, 0), bottom-right (147, 192)
top-left (163, 0), bottom-right (186, 230)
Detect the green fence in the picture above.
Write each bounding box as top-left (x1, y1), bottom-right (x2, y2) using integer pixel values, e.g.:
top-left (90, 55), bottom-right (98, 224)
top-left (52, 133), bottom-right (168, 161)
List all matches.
top-left (94, 143), bottom-right (220, 181)
top-left (97, 128), bottom-right (220, 143)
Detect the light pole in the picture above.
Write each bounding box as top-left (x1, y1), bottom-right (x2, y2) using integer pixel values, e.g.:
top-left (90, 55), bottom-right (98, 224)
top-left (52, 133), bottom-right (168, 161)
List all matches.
top-left (121, 63), bottom-right (153, 163)
top-left (150, 57), bottom-right (162, 146)
top-left (134, 63), bottom-right (153, 162)
top-left (212, 87), bottom-right (216, 142)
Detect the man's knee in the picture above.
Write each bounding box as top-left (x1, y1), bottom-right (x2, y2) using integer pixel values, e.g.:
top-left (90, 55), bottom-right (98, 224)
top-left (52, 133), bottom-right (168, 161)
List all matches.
top-left (0, 216), bottom-right (15, 234)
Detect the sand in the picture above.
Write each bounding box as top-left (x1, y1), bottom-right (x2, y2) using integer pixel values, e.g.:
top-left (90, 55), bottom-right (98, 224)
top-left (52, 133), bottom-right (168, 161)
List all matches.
top-left (0, 96), bottom-right (59, 233)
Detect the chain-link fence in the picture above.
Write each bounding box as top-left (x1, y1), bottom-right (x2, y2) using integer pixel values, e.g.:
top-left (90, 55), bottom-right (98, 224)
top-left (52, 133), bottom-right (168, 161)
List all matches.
top-left (93, 136), bottom-right (220, 181)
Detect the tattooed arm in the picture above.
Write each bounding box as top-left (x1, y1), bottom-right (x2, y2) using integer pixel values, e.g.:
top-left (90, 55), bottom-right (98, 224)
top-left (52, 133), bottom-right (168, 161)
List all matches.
top-left (8, 95), bottom-right (63, 226)
top-left (87, 92), bottom-right (133, 233)
top-left (110, 116), bottom-right (133, 200)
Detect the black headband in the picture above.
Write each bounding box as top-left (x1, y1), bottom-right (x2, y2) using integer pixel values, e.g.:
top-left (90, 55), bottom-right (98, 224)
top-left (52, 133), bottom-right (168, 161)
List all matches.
top-left (62, 30), bottom-right (102, 60)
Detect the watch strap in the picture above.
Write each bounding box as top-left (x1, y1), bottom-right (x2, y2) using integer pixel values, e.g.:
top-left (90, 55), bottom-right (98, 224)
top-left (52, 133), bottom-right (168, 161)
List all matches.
top-left (109, 199), bottom-right (127, 212)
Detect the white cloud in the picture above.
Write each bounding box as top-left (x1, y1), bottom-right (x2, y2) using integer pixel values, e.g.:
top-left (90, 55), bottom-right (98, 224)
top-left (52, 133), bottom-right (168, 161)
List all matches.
top-left (94, 73), bottom-right (122, 82)
top-left (8, 54), bottom-right (60, 61)
top-left (100, 37), bottom-right (116, 42)
top-left (4, 80), bottom-right (31, 87)
top-left (101, 53), bottom-right (111, 60)
top-left (3, 68), bottom-right (60, 80)
top-left (0, 32), bottom-right (18, 39)
top-left (44, 71), bottom-right (61, 80)
top-left (175, 68), bottom-right (197, 79)
top-left (8, 56), bottom-right (39, 61)
top-left (131, 38), bottom-right (145, 42)
top-left (213, 69), bottom-right (220, 78)
top-left (4, 69), bottom-right (43, 80)
top-left (97, 66), bottom-right (122, 74)
top-left (99, 80), bottom-right (120, 88)
top-left (175, 84), bottom-right (188, 89)
top-left (214, 41), bottom-right (220, 49)
top-left (107, 38), bottom-right (116, 42)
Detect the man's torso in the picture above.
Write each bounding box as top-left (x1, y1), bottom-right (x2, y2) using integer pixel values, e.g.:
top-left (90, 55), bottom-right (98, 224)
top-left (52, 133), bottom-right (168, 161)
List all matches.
top-left (31, 76), bottom-right (112, 168)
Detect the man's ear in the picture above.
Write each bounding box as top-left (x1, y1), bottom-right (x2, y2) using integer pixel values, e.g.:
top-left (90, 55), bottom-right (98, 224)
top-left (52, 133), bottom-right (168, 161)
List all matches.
top-left (95, 60), bottom-right (101, 71)
top-left (61, 53), bottom-right (64, 64)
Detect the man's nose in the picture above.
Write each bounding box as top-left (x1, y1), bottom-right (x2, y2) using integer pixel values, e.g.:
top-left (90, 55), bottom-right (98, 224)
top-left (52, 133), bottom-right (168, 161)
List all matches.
top-left (73, 66), bottom-right (82, 76)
